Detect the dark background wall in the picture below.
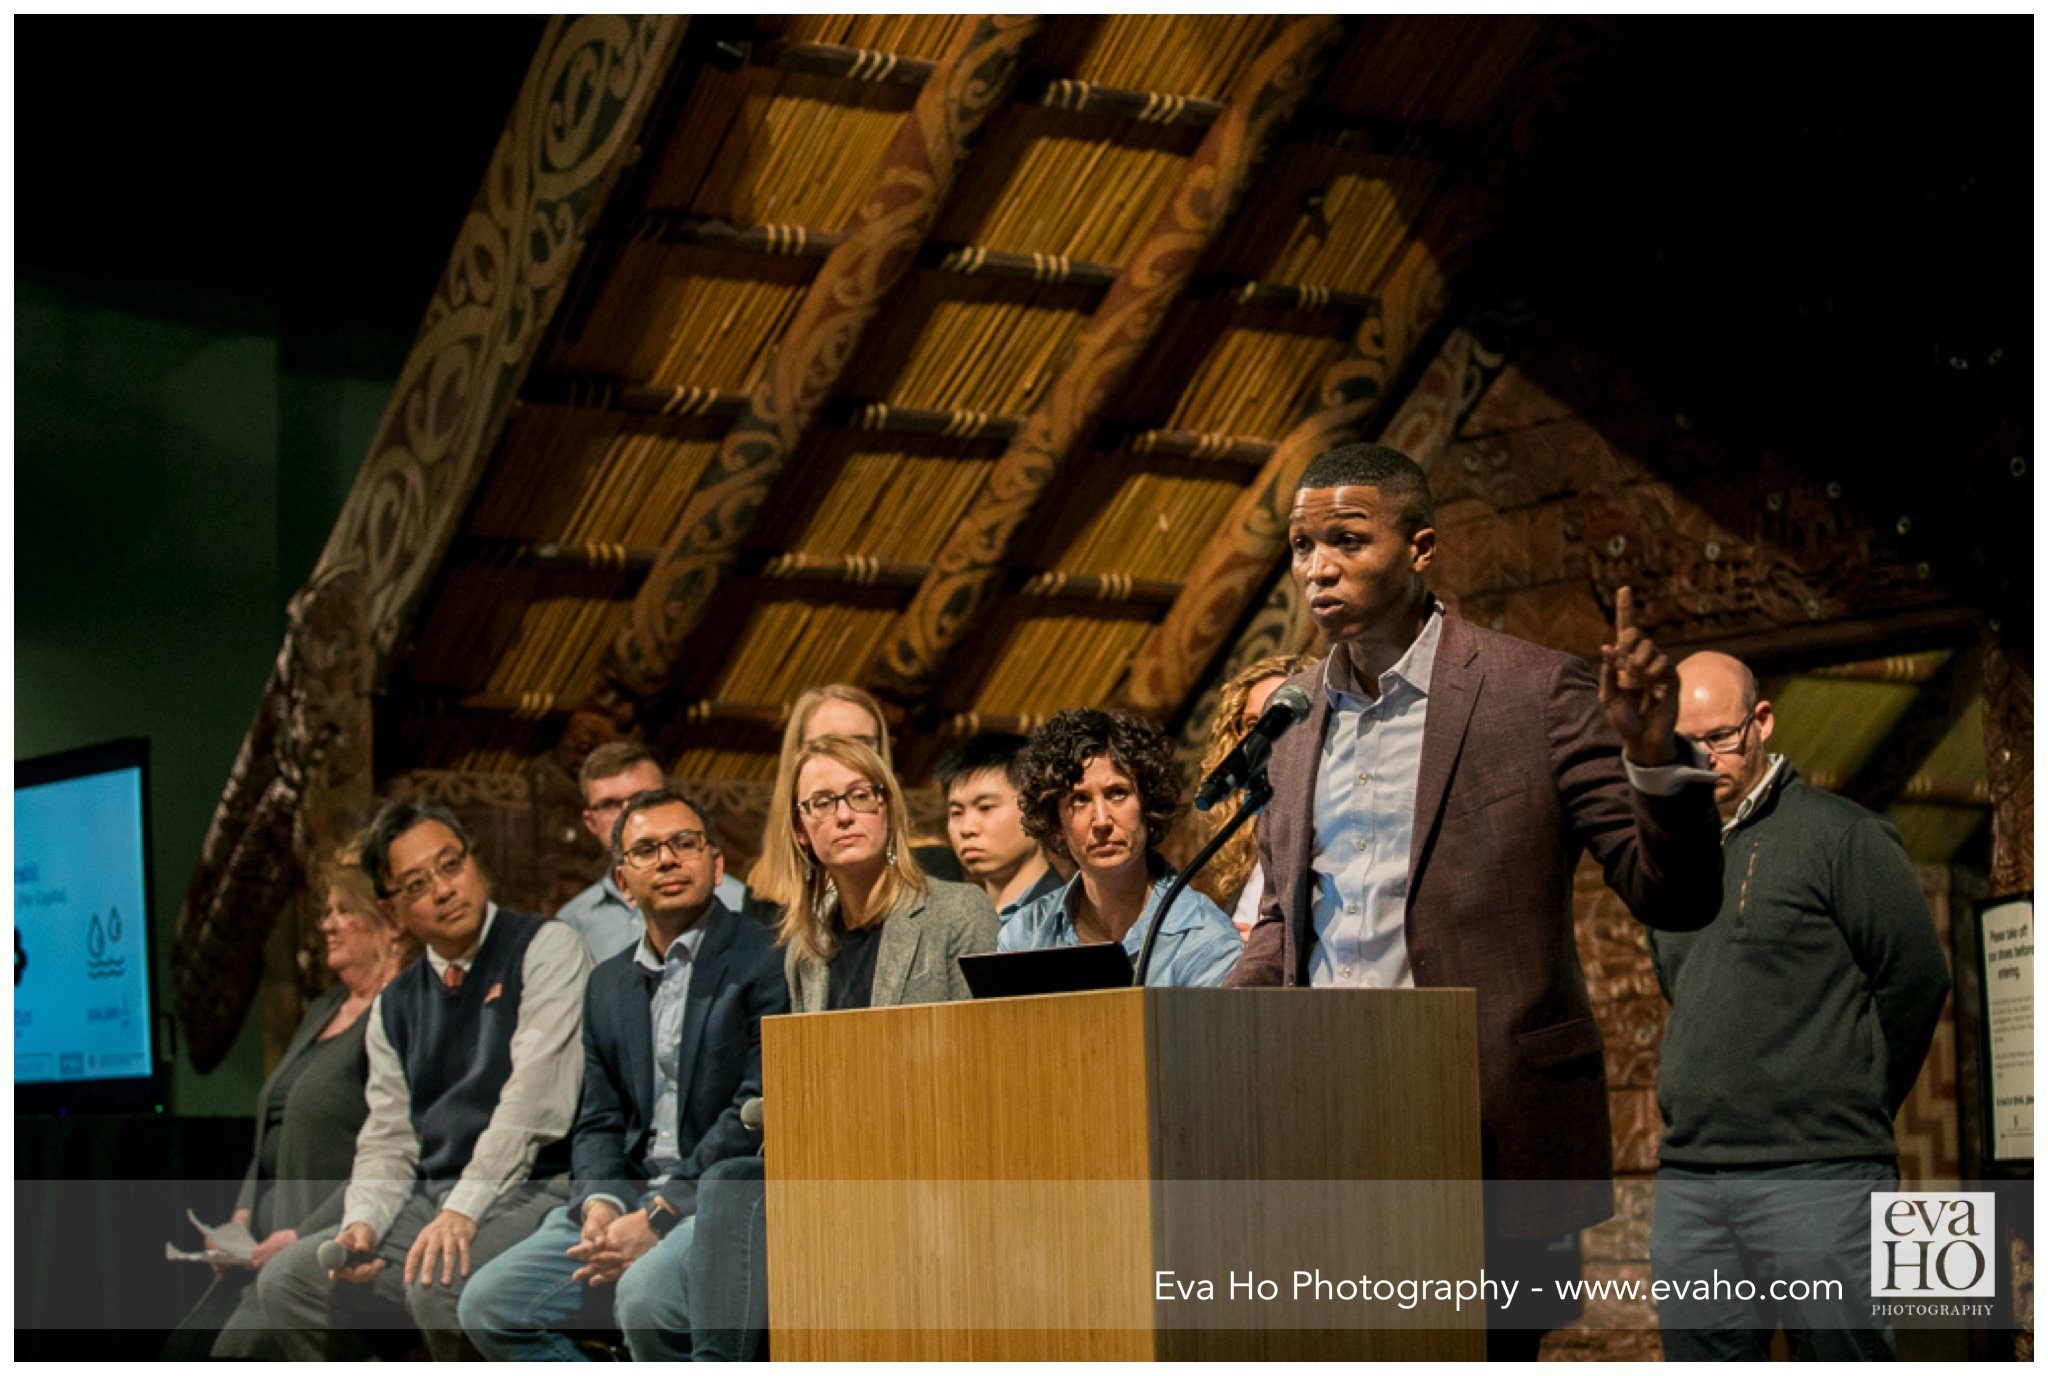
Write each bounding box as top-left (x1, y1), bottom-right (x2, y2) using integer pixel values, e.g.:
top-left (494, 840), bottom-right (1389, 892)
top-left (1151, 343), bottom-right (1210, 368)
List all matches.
top-left (15, 18), bottom-right (543, 1112)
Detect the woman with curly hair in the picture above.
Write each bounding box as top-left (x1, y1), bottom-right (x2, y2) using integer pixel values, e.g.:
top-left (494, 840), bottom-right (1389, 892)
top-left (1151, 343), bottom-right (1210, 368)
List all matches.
top-left (1000, 709), bottom-right (1241, 987)
top-left (1193, 652), bottom-right (1318, 934)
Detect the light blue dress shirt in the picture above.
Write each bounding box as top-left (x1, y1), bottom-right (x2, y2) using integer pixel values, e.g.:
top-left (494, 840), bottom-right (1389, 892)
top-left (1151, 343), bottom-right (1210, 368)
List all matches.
top-left (999, 854), bottom-right (1242, 988)
top-left (588, 920), bottom-right (707, 1215)
top-left (1308, 608), bottom-right (1444, 990)
top-left (556, 870), bottom-right (747, 965)
top-left (1305, 606), bottom-right (1719, 990)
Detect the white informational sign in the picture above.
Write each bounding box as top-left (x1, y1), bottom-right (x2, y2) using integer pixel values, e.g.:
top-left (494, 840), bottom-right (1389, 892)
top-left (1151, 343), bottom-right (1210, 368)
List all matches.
top-left (1979, 897), bottom-right (2033, 1162)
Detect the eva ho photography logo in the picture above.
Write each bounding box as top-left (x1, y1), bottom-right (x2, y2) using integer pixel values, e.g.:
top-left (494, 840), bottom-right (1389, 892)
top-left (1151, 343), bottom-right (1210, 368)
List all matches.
top-left (1869, 1192), bottom-right (1994, 1299)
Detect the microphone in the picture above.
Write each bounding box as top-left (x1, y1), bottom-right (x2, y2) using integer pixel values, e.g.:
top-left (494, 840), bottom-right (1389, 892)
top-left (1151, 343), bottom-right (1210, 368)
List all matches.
top-left (316, 1239), bottom-right (377, 1271)
top-left (740, 1097), bottom-right (764, 1133)
top-left (1195, 685), bottom-right (1312, 811)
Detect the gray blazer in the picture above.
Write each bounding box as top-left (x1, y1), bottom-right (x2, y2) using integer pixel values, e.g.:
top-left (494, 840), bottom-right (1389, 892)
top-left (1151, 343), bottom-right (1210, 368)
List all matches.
top-left (785, 878), bottom-right (999, 1012)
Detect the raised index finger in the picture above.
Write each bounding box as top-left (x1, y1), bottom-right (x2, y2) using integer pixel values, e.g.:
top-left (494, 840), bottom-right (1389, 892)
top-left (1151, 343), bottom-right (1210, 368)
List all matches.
top-left (1614, 585), bottom-right (1635, 640)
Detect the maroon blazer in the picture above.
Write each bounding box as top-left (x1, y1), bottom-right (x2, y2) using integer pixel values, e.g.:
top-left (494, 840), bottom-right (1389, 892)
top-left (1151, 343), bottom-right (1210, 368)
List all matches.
top-left (1226, 612), bottom-right (1722, 1237)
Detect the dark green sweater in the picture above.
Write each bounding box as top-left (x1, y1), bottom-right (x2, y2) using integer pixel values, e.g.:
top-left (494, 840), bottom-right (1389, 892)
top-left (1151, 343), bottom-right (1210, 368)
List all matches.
top-left (1649, 762), bottom-right (1951, 1165)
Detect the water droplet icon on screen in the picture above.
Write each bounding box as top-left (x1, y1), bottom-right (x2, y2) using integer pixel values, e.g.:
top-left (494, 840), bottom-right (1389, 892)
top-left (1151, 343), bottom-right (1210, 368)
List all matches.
top-left (108, 907), bottom-right (122, 943)
top-left (88, 912), bottom-right (106, 960)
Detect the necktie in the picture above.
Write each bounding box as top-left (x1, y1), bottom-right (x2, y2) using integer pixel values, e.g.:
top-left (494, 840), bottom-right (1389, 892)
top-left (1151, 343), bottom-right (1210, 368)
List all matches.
top-left (443, 963), bottom-right (465, 992)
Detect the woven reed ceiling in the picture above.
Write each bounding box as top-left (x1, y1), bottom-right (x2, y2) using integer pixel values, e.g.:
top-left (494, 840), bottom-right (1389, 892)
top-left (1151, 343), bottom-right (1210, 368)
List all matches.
top-left (376, 14), bottom-right (1993, 868)
top-left (390, 14), bottom-right (1546, 778)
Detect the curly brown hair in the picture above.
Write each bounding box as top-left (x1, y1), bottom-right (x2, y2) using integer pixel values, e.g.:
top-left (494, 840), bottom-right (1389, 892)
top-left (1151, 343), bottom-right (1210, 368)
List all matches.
top-left (1016, 709), bottom-right (1182, 861)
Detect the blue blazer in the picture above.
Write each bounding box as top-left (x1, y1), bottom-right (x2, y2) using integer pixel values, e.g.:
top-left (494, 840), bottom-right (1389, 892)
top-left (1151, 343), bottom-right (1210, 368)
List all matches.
top-left (568, 900), bottom-right (788, 1219)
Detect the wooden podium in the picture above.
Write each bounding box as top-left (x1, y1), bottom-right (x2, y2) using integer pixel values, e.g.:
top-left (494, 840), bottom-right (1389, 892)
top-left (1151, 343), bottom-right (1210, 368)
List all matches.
top-left (762, 987), bottom-right (1484, 1360)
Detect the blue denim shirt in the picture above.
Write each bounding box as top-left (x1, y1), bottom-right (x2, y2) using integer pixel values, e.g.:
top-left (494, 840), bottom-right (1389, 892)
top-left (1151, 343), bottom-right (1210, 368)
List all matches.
top-left (998, 854), bottom-right (1241, 987)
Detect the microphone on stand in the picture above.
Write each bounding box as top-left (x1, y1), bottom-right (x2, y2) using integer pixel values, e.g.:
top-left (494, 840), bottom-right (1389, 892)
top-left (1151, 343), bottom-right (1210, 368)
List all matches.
top-left (1194, 685), bottom-right (1312, 812)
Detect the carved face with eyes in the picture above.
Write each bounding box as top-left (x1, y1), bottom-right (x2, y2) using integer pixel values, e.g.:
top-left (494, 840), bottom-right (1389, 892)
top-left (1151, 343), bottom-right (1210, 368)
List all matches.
top-left (1289, 484), bottom-right (1435, 646)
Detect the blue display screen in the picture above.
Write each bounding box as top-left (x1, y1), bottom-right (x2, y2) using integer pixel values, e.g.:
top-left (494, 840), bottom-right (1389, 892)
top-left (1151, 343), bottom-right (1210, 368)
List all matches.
top-left (14, 762), bottom-right (155, 1087)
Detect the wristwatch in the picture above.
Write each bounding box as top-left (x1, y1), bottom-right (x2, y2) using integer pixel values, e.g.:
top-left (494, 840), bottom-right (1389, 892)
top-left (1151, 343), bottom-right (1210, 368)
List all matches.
top-left (646, 1197), bottom-right (682, 1239)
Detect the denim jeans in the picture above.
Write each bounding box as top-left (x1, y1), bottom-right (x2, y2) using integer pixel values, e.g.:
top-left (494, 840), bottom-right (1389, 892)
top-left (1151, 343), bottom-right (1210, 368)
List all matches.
top-left (458, 1203), bottom-right (697, 1361)
top-left (1652, 1158), bottom-right (1897, 1360)
top-left (686, 1157), bottom-right (768, 1361)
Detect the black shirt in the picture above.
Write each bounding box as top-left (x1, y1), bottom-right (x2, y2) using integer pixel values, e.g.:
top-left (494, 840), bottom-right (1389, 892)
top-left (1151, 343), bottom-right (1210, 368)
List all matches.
top-left (825, 921), bottom-right (885, 1011)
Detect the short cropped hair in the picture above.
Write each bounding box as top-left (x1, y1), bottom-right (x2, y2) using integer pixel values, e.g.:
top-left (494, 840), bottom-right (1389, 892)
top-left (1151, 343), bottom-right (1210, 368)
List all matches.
top-left (1015, 710), bottom-right (1182, 861)
top-left (931, 732), bottom-right (1030, 796)
top-left (361, 799), bottom-right (474, 898)
top-left (1297, 441), bottom-right (1435, 535)
top-left (580, 740), bottom-right (659, 793)
top-left (610, 787), bottom-right (719, 863)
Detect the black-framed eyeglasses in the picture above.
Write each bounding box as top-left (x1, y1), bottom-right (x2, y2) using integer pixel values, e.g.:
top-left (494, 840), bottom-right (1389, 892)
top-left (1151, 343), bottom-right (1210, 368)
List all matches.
top-left (621, 829), bottom-right (710, 869)
top-left (1697, 710), bottom-right (1756, 757)
top-left (796, 784), bottom-right (887, 820)
top-left (392, 846), bottom-right (469, 902)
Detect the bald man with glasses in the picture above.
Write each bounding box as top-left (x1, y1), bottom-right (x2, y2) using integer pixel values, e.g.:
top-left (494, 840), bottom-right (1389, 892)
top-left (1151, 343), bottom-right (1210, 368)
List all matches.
top-left (1650, 652), bottom-right (1951, 1359)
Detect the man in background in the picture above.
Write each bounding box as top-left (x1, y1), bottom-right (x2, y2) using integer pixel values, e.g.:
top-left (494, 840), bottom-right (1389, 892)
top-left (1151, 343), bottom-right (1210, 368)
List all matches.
top-left (1650, 651), bottom-right (1950, 1359)
top-left (557, 742), bottom-right (746, 960)
top-left (934, 732), bottom-right (1059, 923)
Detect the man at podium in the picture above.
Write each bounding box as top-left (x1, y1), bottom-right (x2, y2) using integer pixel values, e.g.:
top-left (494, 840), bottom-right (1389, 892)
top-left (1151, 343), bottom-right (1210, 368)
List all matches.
top-left (1226, 442), bottom-right (1723, 1358)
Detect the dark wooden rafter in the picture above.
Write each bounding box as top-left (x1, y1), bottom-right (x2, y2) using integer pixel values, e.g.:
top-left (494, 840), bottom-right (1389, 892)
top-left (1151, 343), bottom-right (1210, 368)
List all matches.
top-left (173, 17), bottom-right (690, 1071)
top-left (594, 16), bottom-right (1045, 723)
top-left (616, 211), bottom-right (1380, 313)
top-left (756, 36), bottom-right (1477, 159)
top-left (453, 537), bottom-right (1179, 605)
top-left (1837, 643), bottom-right (1985, 813)
top-left (867, 16), bottom-right (1350, 698)
top-left (521, 374), bottom-right (1280, 470)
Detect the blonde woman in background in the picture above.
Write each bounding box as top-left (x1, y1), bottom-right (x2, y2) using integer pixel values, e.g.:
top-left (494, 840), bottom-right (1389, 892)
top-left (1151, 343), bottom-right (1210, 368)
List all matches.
top-left (1193, 653), bottom-right (1317, 937)
top-left (748, 683), bottom-right (958, 910)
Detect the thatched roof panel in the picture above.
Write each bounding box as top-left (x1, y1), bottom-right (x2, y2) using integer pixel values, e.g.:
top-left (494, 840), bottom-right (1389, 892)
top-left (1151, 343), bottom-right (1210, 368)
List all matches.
top-left (1203, 147), bottom-right (1452, 288)
top-left (771, 13), bottom-right (987, 59)
top-left (642, 66), bottom-right (913, 229)
top-left (1024, 459), bottom-right (1246, 582)
top-left (836, 271), bottom-right (1094, 413)
top-left (1320, 16), bottom-right (1547, 128)
top-left (953, 608), bottom-right (1154, 717)
top-left (755, 434), bottom-right (1000, 563)
top-left (467, 405), bottom-right (721, 548)
top-left (928, 107), bottom-right (1204, 265)
top-left (549, 243), bottom-right (812, 387)
top-left (1054, 15), bottom-right (1292, 101)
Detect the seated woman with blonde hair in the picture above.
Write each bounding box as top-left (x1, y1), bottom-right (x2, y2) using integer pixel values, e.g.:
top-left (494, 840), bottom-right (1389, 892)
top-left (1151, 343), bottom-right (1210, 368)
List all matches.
top-left (748, 684), bottom-right (960, 912)
top-left (768, 735), bottom-right (998, 1010)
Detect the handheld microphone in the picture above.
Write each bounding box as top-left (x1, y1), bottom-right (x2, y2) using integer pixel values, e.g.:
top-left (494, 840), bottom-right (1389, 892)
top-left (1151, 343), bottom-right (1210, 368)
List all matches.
top-left (1195, 685), bottom-right (1312, 811)
top-left (316, 1239), bottom-right (377, 1271)
top-left (740, 1097), bottom-right (764, 1132)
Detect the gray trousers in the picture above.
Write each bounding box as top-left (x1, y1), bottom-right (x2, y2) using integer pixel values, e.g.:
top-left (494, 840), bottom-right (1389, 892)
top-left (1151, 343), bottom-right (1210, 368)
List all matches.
top-left (251, 1179), bottom-right (568, 1361)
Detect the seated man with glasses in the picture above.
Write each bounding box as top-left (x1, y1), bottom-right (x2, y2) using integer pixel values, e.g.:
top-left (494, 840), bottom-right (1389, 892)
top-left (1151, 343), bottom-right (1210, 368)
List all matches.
top-left (458, 788), bottom-right (788, 1360)
top-left (557, 742), bottom-right (751, 961)
top-left (254, 800), bottom-right (594, 1359)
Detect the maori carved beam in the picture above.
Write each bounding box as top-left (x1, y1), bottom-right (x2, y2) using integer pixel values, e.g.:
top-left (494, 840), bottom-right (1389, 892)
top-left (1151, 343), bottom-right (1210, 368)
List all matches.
top-left (175, 17), bottom-right (684, 1070)
top-left (598, 16), bottom-right (1043, 719)
top-left (1981, 621), bottom-right (2033, 897)
top-left (868, 16), bottom-right (1349, 698)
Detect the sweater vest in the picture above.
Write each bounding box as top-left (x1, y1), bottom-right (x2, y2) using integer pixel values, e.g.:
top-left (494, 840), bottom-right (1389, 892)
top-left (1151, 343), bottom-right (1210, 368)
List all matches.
top-left (380, 909), bottom-right (570, 1193)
